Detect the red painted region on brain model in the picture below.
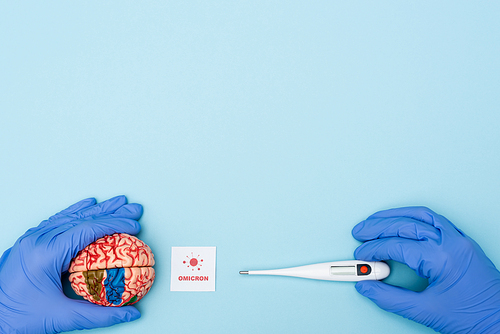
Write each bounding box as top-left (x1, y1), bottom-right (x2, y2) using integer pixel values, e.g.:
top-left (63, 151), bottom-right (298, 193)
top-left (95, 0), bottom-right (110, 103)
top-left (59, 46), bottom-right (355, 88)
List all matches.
top-left (68, 233), bottom-right (155, 307)
top-left (69, 233), bottom-right (155, 272)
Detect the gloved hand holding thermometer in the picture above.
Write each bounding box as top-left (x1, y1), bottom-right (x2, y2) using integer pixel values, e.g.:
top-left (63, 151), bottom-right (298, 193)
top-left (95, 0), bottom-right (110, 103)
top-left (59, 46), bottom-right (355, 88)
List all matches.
top-left (0, 196), bottom-right (143, 334)
top-left (352, 207), bottom-right (500, 333)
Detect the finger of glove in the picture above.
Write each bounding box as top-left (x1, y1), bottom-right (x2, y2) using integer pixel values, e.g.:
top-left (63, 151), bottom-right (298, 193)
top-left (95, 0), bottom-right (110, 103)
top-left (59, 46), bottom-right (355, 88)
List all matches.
top-left (354, 238), bottom-right (428, 277)
top-left (356, 281), bottom-right (423, 321)
top-left (37, 203), bottom-right (143, 236)
top-left (38, 198), bottom-right (97, 228)
top-left (64, 218), bottom-right (141, 262)
top-left (0, 248), bottom-right (12, 270)
top-left (37, 215), bottom-right (141, 242)
top-left (99, 203), bottom-right (143, 221)
top-left (54, 198), bottom-right (97, 217)
top-left (368, 206), bottom-right (439, 223)
top-left (59, 301), bottom-right (140, 332)
top-left (366, 206), bottom-right (460, 233)
top-left (352, 217), bottom-right (441, 242)
top-left (39, 196), bottom-right (124, 230)
top-left (73, 195), bottom-right (128, 219)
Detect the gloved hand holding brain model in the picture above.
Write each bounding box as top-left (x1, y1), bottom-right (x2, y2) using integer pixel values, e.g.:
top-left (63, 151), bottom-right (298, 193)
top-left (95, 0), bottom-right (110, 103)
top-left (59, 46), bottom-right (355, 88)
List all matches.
top-left (0, 195), bottom-right (147, 334)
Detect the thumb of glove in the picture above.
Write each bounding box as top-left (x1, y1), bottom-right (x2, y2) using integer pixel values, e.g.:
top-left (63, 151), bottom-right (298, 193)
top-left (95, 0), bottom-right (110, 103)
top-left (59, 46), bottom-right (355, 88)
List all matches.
top-left (355, 281), bottom-right (423, 322)
top-left (57, 300), bottom-right (141, 332)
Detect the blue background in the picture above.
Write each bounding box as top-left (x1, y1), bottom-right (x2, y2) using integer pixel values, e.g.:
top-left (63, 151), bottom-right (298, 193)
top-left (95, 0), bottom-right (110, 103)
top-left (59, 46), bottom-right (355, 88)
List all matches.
top-left (1, 2), bottom-right (500, 333)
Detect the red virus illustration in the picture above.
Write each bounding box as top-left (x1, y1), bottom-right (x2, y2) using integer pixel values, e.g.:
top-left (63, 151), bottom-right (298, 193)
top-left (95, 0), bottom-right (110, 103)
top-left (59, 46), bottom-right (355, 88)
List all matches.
top-left (183, 252), bottom-right (204, 271)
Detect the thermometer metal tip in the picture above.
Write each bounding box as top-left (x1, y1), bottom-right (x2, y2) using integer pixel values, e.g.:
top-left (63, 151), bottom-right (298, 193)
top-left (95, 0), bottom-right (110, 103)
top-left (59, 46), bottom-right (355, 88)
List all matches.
top-left (239, 271), bottom-right (249, 274)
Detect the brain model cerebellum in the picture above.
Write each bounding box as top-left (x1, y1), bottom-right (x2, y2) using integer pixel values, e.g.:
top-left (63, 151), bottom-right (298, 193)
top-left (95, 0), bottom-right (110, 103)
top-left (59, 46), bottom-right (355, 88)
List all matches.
top-left (69, 233), bottom-right (155, 307)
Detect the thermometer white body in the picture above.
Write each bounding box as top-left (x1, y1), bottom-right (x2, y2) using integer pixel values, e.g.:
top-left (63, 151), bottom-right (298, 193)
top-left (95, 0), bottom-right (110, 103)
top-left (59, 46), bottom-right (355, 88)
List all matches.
top-left (239, 260), bottom-right (390, 282)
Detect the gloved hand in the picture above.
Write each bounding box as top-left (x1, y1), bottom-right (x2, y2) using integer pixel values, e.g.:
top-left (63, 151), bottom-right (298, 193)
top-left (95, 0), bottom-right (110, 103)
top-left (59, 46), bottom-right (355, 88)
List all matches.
top-left (352, 207), bottom-right (500, 333)
top-left (0, 195), bottom-right (143, 333)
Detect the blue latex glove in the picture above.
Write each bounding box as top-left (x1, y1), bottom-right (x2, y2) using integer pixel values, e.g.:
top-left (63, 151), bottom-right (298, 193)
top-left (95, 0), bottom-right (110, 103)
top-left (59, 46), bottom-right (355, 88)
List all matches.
top-left (352, 207), bottom-right (500, 333)
top-left (0, 195), bottom-right (143, 333)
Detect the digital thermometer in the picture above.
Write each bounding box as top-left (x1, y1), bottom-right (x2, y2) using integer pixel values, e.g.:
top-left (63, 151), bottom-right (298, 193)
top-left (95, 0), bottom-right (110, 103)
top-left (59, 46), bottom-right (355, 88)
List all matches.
top-left (239, 260), bottom-right (390, 282)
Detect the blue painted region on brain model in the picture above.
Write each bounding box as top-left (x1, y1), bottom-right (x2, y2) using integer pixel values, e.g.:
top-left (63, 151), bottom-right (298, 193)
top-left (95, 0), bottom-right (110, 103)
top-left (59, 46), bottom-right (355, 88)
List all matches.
top-left (104, 268), bottom-right (125, 305)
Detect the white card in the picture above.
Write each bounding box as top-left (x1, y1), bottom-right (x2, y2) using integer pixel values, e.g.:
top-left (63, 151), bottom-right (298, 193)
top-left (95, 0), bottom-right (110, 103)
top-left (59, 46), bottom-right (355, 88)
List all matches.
top-left (170, 247), bottom-right (216, 291)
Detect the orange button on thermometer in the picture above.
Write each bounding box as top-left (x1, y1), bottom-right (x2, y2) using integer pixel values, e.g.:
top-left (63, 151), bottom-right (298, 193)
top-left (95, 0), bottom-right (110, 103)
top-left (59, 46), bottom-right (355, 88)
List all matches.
top-left (240, 260), bottom-right (389, 282)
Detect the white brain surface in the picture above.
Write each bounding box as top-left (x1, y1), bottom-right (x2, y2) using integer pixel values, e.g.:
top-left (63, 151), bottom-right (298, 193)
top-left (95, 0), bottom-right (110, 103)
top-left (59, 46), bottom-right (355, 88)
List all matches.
top-left (69, 233), bottom-right (155, 307)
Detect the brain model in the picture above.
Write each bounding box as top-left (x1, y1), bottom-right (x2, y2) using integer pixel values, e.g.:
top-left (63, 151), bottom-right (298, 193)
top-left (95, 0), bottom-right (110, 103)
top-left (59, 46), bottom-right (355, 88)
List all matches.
top-left (69, 233), bottom-right (155, 307)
